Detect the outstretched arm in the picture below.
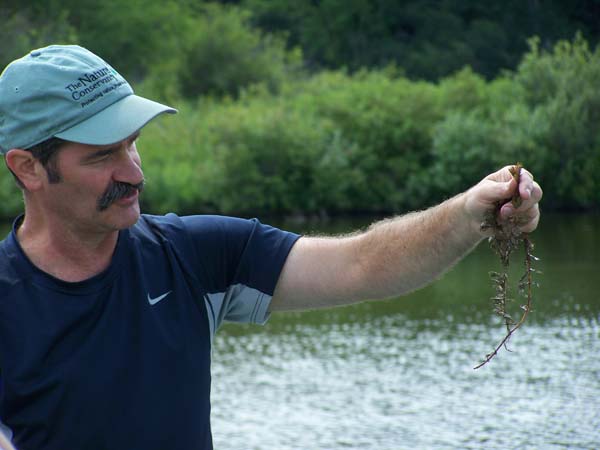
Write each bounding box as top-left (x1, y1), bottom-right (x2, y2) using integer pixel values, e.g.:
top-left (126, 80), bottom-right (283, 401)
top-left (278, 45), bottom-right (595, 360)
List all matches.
top-left (270, 166), bottom-right (542, 311)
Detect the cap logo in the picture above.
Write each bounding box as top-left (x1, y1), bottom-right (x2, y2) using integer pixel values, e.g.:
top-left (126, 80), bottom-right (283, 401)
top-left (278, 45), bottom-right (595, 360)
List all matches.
top-left (64, 66), bottom-right (127, 108)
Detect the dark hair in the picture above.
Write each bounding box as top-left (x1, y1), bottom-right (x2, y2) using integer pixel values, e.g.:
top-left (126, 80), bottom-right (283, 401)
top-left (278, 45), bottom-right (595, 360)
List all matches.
top-left (9, 137), bottom-right (67, 188)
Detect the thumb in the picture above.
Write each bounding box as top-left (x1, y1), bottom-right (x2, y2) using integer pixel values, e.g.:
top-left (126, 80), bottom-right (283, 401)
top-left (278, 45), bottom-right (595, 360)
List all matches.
top-left (476, 177), bottom-right (516, 205)
top-left (464, 177), bottom-right (516, 227)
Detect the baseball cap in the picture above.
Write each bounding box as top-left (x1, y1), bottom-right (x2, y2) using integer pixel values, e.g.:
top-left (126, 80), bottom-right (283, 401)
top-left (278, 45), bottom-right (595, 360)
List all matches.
top-left (0, 45), bottom-right (177, 154)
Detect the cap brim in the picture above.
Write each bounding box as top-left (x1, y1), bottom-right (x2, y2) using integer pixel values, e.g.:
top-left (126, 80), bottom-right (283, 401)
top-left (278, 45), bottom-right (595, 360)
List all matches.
top-left (54, 94), bottom-right (177, 145)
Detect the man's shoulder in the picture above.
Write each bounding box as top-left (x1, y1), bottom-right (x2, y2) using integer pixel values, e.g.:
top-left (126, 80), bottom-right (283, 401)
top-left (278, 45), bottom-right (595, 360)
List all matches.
top-left (130, 213), bottom-right (185, 241)
top-left (133, 213), bottom-right (260, 242)
top-left (131, 213), bottom-right (206, 243)
top-left (129, 213), bottom-right (244, 255)
top-left (130, 213), bottom-right (290, 270)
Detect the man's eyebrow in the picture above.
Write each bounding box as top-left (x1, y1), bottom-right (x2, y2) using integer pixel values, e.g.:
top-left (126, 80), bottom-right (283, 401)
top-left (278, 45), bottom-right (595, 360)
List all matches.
top-left (81, 131), bottom-right (141, 162)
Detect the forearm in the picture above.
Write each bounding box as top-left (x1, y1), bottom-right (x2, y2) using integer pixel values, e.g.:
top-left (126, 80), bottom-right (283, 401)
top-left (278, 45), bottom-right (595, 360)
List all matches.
top-left (351, 192), bottom-right (484, 300)
top-left (272, 192), bottom-right (485, 311)
top-left (271, 165), bottom-right (541, 312)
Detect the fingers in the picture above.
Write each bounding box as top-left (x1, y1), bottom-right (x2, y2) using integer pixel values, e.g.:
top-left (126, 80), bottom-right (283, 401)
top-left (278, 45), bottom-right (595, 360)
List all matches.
top-left (517, 168), bottom-right (539, 200)
top-left (500, 183), bottom-right (542, 217)
top-left (485, 166), bottom-right (541, 202)
top-left (501, 202), bottom-right (540, 232)
top-left (464, 172), bottom-right (515, 226)
top-left (499, 168), bottom-right (543, 232)
top-left (520, 203), bottom-right (540, 233)
top-left (465, 165), bottom-right (543, 235)
top-left (475, 178), bottom-right (513, 204)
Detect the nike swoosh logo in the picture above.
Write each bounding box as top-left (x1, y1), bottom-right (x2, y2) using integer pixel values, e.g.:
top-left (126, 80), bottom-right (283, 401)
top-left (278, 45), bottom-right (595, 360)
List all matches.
top-left (147, 291), bottom-right (172, 306)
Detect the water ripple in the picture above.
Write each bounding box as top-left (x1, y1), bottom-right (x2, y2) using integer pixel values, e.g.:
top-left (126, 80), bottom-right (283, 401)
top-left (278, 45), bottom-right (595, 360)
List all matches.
top-left (212, 315), bottom-right (600, 449)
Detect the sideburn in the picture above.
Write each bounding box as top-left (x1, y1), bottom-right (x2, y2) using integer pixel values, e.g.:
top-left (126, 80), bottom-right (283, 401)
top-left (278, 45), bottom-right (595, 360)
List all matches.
top-left (7, 155), bottom-right (62, 188)
top-left (13, 137), bottom-right (67, 188)
top-left (44, 159), bottom-right (62, 183)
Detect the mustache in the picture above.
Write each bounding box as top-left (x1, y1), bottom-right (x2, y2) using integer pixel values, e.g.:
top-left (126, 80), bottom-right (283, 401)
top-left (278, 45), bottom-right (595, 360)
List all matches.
top-left (97, 180), bottom-right (145, 211)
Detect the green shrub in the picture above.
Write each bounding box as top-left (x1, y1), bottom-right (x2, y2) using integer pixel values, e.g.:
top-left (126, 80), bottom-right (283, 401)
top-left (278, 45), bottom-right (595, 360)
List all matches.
top-left (429, 111), bottom-right (499, 196)
top-left (2, 33), bottom-right (600, 220)
top-left (197, 94), bottom-right (353, 215)
top-left (136, 102), bottom-right (216, 215)
top-left (428, 73), bottom-right (532, 199)
top-left (289, 71), bottom-right (442, 211)
top-left (514, 34), bottom-right (600, 209)
top-left (0, 170), bottom-right (24, 220)
top-left (138, 34), bottom-right (600, 216)
top-left (137, 92), bottom-right (355, 216)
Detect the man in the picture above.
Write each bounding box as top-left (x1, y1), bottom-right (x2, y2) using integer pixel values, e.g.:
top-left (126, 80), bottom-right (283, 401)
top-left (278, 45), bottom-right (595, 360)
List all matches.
top-left (0, 45), bottom-right (542, 450)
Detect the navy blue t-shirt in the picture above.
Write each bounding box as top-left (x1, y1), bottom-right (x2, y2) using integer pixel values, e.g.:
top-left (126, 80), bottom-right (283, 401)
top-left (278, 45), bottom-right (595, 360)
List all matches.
top-left (0, 213), bottom-right (299, 450)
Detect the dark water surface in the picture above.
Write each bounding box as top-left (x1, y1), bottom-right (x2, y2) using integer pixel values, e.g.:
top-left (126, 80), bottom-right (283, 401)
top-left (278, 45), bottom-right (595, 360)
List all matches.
top-left (2, 214), bottom-right (598, 449)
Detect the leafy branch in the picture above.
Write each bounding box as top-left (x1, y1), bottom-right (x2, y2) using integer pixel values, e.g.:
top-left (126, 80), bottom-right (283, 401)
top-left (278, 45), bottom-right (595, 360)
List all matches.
top-left (474, 164), bottom-right (540, 369)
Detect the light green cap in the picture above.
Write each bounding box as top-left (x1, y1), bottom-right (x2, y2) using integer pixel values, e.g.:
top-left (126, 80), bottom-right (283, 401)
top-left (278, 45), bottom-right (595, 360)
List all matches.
top-left (0, 45), bottom-right (177, 154)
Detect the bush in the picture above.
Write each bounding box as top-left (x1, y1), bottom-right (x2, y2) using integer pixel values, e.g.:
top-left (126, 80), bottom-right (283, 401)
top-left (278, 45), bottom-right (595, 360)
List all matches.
top-left (513, 34), bottom-right (600, 209)
top-left (137, 91), bottom-right (355, 217)
top-left (0, 171), bottom-right (24, 220)
top-left (135, 102), bottom-right (216, 215)
top-left (2, 33), bottom-right (600, 220)
top-left (289, 70), bottom-right (442, 211)
top-left (137, 35), bottom-right (600, 216)
top-left (428, 71), bottom-right (530, 199)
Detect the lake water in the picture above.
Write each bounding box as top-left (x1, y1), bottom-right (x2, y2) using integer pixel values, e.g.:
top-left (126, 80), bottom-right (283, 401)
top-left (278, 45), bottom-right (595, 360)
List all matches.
top-left (1, 213), bottom-right (598, 449)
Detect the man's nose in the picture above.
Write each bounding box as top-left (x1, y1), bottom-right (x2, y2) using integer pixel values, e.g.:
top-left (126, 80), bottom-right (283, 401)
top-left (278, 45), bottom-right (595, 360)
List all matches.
top-left (114, 149), bottom-right (144, 185)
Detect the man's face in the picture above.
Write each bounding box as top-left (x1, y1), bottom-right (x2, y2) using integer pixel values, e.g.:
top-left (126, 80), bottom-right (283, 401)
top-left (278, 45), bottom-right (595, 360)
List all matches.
top-left (39, 131), bottom-right (145, 233)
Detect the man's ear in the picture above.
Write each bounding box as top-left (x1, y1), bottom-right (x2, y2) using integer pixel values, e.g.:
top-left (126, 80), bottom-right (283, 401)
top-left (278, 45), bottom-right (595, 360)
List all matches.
top-left (5, 149), bottom-right (45, 190)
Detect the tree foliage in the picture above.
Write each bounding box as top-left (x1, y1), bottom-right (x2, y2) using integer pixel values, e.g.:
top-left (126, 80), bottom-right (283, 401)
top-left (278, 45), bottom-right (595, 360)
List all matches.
top-left (176, 4), bottom-right (302, 99)
top-left (1, 3), bottom-right (599, 217)
top-left (241, 0), bottom-right (600, 79)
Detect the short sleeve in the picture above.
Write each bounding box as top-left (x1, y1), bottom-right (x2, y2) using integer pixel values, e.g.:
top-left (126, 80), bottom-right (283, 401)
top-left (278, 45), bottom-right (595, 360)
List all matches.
top-left (177, 215), bottom-right (300, 334)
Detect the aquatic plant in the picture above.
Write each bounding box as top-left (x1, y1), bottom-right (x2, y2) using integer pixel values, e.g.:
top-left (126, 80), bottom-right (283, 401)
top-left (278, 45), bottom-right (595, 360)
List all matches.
top-left (475, 163), bottom-right (539, 369)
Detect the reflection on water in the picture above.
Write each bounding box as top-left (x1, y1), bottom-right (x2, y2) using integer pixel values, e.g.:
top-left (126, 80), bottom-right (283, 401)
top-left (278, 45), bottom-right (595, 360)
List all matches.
top-left (2, 213), bottom-right (599, 449)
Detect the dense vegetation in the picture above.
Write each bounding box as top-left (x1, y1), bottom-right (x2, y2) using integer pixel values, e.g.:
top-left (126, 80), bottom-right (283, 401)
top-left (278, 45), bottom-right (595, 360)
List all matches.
top-left (1, 1), bottom-right (599, 217)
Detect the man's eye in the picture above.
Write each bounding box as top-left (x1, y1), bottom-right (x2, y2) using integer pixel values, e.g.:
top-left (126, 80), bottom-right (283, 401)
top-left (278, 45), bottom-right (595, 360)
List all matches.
top-left (93, 153), bottom-right (113, 162)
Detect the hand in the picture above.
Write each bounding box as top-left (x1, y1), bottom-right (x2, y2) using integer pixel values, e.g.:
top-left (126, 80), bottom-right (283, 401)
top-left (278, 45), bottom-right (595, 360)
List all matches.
top-left (465, 165), bottom-right (543, 235)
